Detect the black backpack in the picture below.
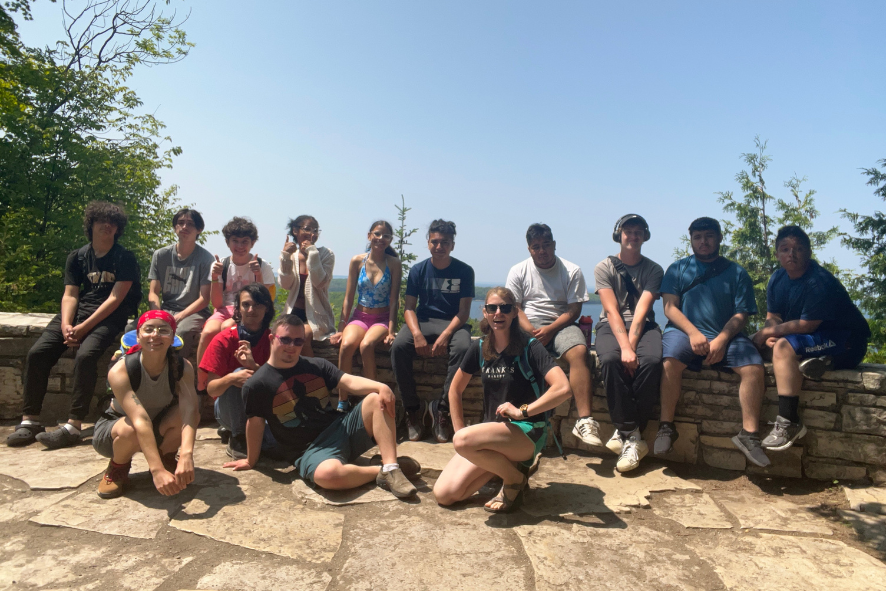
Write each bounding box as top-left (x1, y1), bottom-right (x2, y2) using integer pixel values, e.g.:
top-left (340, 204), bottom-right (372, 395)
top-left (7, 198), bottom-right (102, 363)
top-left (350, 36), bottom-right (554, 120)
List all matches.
top-left (124, 350), bottom-right (184, 396)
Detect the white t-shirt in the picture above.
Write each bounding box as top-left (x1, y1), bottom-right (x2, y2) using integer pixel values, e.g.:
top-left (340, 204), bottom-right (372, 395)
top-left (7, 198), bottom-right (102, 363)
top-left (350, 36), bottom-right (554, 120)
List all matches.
top-left (210, 258), bottom-right (276, 306)
top-left (505, 257), bottom-right (589, 325)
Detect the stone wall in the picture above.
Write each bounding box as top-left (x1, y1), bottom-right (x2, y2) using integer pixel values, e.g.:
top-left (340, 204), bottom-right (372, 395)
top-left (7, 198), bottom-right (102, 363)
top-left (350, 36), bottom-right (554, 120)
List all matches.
top-left (2, 312), bottom-right (885, 482)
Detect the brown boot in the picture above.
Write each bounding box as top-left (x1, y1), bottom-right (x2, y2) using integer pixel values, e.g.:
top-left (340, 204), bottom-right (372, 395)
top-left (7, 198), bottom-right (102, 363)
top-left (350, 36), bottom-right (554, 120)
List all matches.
top-left (97, 460), bottom-right (131, 499)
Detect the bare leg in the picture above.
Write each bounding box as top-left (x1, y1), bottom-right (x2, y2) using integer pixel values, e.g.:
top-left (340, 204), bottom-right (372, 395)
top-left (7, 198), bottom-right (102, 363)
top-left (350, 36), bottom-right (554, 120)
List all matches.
top-left (312, 459), bottom-right (380, 490)
top-left (157, 407), bottom-right (183, 455)
top-left (359, 325), bottom-right (390, 381)
top-left (361, 392), bottom-right (397, 465)
top-left (110, 417), bottom-right (141, 464)
top-left (733, 364), bottom-right (765, 433)
top-left (659, 357), bottom-right (686, 422)
top-left (452, 423), bottom-right (533, 510)
top-left (433, 452), bottom-right (495, 506)
top-left (564, 345), bottom-right (593, 416)
top-left (337, 324), bottom-right (367, 400)
top-left (771, 338), bottom-right (803, 398)
top-left (302, 323), bottom-right (315, 357)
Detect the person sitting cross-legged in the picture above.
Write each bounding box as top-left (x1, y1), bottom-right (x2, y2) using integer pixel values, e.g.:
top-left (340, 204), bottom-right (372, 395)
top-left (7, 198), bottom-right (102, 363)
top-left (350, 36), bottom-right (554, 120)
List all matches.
top-left (92, 310), bottom-right (199, 499)
top-left (752, 225), bottom-right (871, 452)
top-left (433, 287), bottom-right (572, 513)
top-left (223, 314), bottom-right (420, 499)
top-left (656, 217), bottom-right (770, 467)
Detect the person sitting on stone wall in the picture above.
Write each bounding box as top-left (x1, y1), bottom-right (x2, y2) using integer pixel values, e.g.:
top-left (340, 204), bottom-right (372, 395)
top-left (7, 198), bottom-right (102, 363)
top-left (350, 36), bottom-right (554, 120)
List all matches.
top-left (655, 217), bottom-right (770, 467)
top-left (147, 208), bottom-right (215, 360)
top-left (92, 310), bottom-right (199, 499)
top-left (7, 201), bottom-right (141, 450)
top-left (390, 219), bottom-right (474, 443)
top-left (505, 223), bottom-right (597, 449)
top-left (223, 313), bottom-right (421, 500)
top-left (200, 283), bottom-right (275, 460)
top-left (433, 287), bottom-right (572, 513)
top-left (752, 225), bottom-right (871, 452)
top-left (593, 214), bottom-right (664, 473)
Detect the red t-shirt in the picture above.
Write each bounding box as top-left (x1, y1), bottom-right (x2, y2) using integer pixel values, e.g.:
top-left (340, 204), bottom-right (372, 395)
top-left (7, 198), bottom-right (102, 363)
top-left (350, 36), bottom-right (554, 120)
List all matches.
top-left (198, 326), bottom-right (271, 377)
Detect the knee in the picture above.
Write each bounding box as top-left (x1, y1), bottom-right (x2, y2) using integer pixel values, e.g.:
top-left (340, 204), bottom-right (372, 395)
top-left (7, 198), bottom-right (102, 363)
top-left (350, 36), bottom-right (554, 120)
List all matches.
top-left (452, 429), bottom-right (476, 455)
top-left (432, 482), bottom-right (457, 506)
top-left (113, 422), bottom-right (137, 442)
top-left (312, 463), bottom-right (347, 489)
top-left (772, 338), bottom-right (796, 361)
top-left (598, 350), bottom-right (621, 368)
top-left (359, 339), bottom-right (377, 356)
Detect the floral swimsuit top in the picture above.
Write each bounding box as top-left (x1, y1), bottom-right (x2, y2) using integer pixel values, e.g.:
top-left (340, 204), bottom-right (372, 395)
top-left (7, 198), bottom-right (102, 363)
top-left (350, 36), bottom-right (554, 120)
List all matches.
top-left (357, 255), bottom-right (392, 308)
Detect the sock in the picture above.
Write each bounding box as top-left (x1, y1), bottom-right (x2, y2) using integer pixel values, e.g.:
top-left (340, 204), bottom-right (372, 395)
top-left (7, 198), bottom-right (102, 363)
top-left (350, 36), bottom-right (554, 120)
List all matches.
top-left (778, 396), bottom-right (800, 423)
top-left (21, 419), bottom-right (39, 426)
top-left (382, 463), bottom-right (399, 473)
top-left (63, 423), bottom-right (80, 435)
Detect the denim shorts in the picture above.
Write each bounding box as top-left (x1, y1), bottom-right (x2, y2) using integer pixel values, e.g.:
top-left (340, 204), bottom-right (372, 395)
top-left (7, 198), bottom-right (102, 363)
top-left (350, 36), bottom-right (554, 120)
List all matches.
top-left (662, 329), bottom-right (762, 371)
top-left (294, 401), bottom-right (375, 485)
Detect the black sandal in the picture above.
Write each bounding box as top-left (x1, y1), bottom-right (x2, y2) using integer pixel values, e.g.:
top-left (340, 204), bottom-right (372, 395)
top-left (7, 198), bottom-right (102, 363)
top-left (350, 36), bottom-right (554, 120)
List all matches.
top-left (484, 475), bottom-right (527, 514)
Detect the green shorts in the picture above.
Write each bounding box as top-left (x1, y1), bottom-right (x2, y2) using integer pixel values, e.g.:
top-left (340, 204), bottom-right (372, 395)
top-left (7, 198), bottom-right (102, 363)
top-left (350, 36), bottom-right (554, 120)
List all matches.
top-left (511, 420), bottom-right (549, 467)
top-left (294, 400), bottom-right (375, 485)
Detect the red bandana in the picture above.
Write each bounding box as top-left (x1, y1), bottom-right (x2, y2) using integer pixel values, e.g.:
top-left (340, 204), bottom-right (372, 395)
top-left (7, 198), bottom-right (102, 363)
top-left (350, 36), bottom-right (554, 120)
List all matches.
top-left (126, 310), bottom-right (177, 355)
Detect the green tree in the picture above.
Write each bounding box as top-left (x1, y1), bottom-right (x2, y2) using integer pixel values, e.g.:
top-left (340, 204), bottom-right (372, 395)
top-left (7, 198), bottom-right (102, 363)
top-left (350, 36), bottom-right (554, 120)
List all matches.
top-left (840, 159), bottom-right (886, 362)
top-left (393, 195), bottom-right (418, 330)
top-left (0, 0), bottom-right (192, 311)
top-left (715, 137), bottom-right (842, 331)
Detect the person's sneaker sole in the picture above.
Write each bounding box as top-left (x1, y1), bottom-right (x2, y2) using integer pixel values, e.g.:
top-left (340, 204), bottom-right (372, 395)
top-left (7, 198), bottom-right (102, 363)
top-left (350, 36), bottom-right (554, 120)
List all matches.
top-left (653, 429), bottom-right (679, 455)
top-left (731, 435), bottom-right (771, 467)
top-left (763, 424), bottom-right (808, 452)
top-left (616, 446), bottom-right (648, 473)
top-left (799, 357), bottom-right (833, 380)
top-left (605, 432), bottom-right (623, 455)
top-left (376, 468), bottom-right (417, 498)
top-left (572, 420), bottom-right (603, 447)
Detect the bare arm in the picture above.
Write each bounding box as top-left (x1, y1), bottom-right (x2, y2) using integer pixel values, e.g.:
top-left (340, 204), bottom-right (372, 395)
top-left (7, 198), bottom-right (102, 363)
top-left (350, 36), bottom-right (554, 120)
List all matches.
top-left (497, 366), bottom-right (573, 420)
top-left (224, 416), bottom-right (265, 470)
top-left (447, 368), bottom-right (473, 432)
top-left (662, 293), bottom-right (710, 357)
top-left (514, 305), bottom-right (536, 334)
top-left (704, 312), bottom-right (749, 365)
top-left (176, 283), bottom-right (211, 321)
top-left (60, 285), bottom-right (80, 338)
top-left (148, 279), bottom-right (163, 311)
top-left (387, 258), bottom-right (402, 335)
top-left (337, 374), bottom-right (396, 417)
top-left (176, 362), bottom-right (199, 459)
top-left (72, 281), bottom-right (131, 341)
top-left (629, 291), bottom-right (657, 347)
top-left (599, 288), bottom-right (632, 350)
top-left (337, 256), bottom-right (362, 334)
top-left (206, 370), bottom-right (254, 399)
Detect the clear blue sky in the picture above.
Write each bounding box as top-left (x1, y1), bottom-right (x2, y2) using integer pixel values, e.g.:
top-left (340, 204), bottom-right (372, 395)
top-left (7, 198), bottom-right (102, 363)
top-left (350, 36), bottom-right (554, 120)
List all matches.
top-left (19, 1), bottom-right (885, 284)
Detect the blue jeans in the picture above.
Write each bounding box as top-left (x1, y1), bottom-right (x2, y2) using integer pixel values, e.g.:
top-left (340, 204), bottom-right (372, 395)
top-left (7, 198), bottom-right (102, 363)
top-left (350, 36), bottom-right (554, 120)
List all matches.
top-left (213, 368), bottom-right (278, 450)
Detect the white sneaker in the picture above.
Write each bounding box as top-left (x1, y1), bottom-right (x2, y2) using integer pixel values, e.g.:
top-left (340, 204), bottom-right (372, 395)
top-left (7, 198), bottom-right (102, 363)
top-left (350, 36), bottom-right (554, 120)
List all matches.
top-left (605, 430), bottom-right (623, 455)
top-left (572, 417), bottom-right (603, 447)
top-left (616, 429), bottom-right (648, 473)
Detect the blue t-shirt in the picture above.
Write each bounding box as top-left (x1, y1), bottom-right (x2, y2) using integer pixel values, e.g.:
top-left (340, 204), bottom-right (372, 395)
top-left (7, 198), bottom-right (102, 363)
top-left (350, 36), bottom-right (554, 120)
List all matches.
top-left (406, 257), bottom-right (475, 321)
top-left (660, 256), bottom-right (757, 339)
top-left (767, 260), bottom-right (870, 342)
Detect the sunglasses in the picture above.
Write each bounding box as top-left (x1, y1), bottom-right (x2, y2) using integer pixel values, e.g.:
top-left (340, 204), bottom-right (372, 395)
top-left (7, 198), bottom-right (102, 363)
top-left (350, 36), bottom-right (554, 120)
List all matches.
top-left (275, 335), bottom-right (305, 347)
top-left (484, 304), bottom-right (514, 314)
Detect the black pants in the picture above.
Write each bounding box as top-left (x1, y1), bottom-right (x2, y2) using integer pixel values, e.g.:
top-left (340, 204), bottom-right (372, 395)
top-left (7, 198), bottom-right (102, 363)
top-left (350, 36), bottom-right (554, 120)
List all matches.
top-left (22, 313), bottom-right (127, 421)
top-left (596, 320), bottom-right (662, 433)
top-left (390, 318), bottom-right (472, 412)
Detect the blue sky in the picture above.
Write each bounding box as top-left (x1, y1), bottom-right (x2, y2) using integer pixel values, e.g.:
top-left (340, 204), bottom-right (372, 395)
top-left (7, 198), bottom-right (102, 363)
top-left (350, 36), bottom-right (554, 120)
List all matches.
top-left (18, 1), bottom-right (885, 284)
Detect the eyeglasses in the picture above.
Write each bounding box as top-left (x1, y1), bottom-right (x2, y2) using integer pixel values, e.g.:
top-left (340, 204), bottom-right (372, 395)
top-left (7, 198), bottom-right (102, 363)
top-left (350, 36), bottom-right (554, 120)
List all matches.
top-left (141, 325), bottom-right (174, 336)
top-left (484, 304), bottom-right (514, 314)
top-left (275, 335), bottom-right (305, 347)
top-left (371, 231), bottom-right (393, 240)
top-left (298, 226), bottom-right (321, 235)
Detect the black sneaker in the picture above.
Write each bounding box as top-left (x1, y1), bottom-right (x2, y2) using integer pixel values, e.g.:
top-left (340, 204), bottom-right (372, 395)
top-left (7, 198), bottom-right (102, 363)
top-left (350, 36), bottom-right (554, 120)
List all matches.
top-left (731, 430), bottom-right (771, 467)
top-left (217, 427), bottom-right (231, 445)
top-left (405, 401), bottom-right (426, 442)
top-left (226, 434), bottom-right (248, 460)
top-left (653, 421), bottom-right (679, 455)
top-left (35, 425), bottom-right (80, 450)
top-left (761, 415), bottom-right (807, 451)
top-left (6, 423), bottom-right (44, 447)
top-left (799, 356), bottom-right (834, 379)
top-left (429, 399), bottom-right (452, 443)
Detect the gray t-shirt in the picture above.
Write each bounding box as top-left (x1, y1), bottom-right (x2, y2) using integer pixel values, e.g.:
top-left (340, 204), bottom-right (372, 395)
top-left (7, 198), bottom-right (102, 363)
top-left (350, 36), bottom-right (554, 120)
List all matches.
top-left (148, 244), bottom-right (215, 313)
top-left (594, 256), bottom-right (664, 325)
top-left (505, 257), bottom-right (589, 325)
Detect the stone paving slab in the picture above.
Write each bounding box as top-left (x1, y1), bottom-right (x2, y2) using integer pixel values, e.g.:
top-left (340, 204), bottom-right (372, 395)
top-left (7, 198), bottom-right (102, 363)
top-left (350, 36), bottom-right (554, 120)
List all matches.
top-left (839, 509), bottom-right (886, 551)
top-left (0, 439), bottom-right (107, 490)
top-left (292, 477), bottom-right (403, 505)
top-left (337, 513), bottom-right (531, 591)
top-left (196, 426), bottom-right (222, 441)
top-left (0, 485), bottom-right (75, 523)
top-left (29, 474), bottom-right (185, 539)
top-left (0, 533), bottom-right (193, 590)
top-left (192, 560), bottom-right (332, 591)
top-left (686, 532), bottom-right (886, 591)
top-left (523, 454), bottom-right (701, 515)
top-left (170, 483), bottom-right (343, 563)
top-left (651, 492), bottom-right (734, 529)
top-left (712, 490), bottom-right (833, 535)
top-left (514, 522), bottom-right (714, 591)
top-left (844, 485), bottom-right (886, 515)
top-left (363, 440), bottom-right (456, 477)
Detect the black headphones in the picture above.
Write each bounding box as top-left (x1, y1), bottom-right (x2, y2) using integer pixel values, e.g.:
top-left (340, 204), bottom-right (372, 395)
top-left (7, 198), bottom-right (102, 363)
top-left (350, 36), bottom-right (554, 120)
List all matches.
top-left (612, 214), bottom-right (651, 243)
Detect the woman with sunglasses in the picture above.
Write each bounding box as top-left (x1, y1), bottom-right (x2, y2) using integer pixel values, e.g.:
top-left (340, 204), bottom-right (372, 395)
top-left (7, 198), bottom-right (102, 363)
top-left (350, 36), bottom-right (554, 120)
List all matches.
top-left (330, 221), bottom-right (402, 412)
top-left (279, 215), bottom-right (335, 357)
top-left (92, 310), bottom-right (200, 499)
top-left (433, 287), bottom-right (571, 513)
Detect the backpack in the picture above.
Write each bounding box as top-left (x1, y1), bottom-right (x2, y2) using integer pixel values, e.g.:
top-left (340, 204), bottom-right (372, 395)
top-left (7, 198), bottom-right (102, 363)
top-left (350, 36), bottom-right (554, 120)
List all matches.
top-left (678, 256), bottom-right (732, 297)
top-left (124, 350), bottom-right (184, 397)
top-left (76, 244), bottom-right (142, 315)
top-left (221, 255), bottom-right (264, 288)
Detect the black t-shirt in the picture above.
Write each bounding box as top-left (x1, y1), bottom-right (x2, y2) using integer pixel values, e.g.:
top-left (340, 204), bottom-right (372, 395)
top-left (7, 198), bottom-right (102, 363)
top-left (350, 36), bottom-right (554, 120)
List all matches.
top-left (64, 243), bottom-right (141, 318)
top-left (406, 257), bottom-right (475, 321)
top-left (459, 338), bottom-right (556, 424)
top-left (243, 356), bottom-right (344, 457)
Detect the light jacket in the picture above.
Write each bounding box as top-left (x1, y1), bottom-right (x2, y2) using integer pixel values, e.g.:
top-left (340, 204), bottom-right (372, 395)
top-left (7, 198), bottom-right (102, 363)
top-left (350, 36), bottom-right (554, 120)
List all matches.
top-left (278, 245), bottom-right (336, 340)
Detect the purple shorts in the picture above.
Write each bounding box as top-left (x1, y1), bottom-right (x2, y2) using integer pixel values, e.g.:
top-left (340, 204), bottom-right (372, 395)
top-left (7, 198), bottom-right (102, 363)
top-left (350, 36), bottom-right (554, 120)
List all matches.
top-left (208, 305), bottom-right (235, 322)
top-left (347, 309), bottom-right (389, 331)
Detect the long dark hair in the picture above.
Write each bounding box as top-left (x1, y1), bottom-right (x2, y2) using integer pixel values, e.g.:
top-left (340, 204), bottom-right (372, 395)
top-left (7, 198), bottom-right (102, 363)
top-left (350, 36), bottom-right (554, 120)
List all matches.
top-left (287, 215), bottom-right (318, 238)
top-left (367, 220), bottom-right (398, 257)
top-left (479, 287), bottom-right (527, 361)
top-left (233, 283), bottom-right (276, 330)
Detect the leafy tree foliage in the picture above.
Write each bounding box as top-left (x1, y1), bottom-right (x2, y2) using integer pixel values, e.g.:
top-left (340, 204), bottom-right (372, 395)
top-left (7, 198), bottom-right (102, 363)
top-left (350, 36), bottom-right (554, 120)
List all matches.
top-left (0, 0), bottom-right (193, 312)
top-left (714, 137), bottom-right (842, 331)
top-left (841, 159), bottom-right (886, 362)
top-left (393, 195), bottom-right (418, 330)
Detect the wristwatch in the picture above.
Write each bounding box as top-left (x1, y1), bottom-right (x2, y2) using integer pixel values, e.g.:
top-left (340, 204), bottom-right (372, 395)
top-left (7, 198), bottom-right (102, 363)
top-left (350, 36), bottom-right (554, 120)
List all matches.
top-left (519, 404), bottom-right (529, 418)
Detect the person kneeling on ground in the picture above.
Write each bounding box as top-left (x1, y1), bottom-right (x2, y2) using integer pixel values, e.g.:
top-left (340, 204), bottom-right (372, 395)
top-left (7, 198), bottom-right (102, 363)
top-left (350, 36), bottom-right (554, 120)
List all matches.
top-left (433, 287), bottom-right (572, 513)
top-left (656, 217), bottom-right (770, 467)
top-left (752, 225), bottom-right (871, 451)
top-left (93, 310), bottom-right (199, 499)
top-left (223, 314), bottom-right (420, 500)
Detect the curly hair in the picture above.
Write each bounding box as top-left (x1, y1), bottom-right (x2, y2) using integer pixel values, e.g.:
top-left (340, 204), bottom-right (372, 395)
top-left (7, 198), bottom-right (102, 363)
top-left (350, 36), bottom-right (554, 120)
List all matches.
top-left (427, 219), bottom-right (456, 239)
top-left (233, 283), bottom-right (275, 330)
top-left (83, 201), bottom-right (128, 242)
top-left (479, 287), bottom-right (528, 361)
top-left (222, 217), bottom-right (259, 242)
